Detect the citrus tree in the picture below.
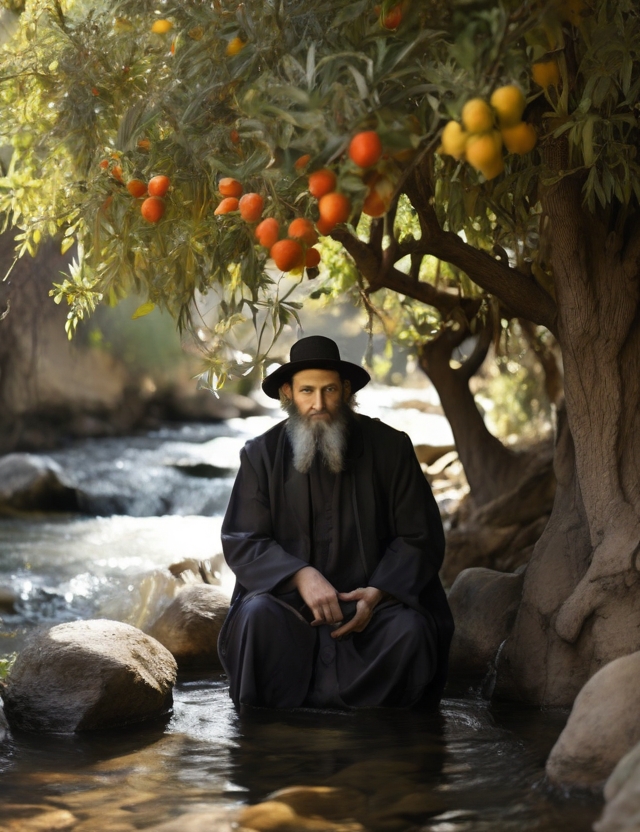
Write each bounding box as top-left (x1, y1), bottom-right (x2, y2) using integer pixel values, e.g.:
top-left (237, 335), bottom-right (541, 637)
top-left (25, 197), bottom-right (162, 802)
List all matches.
top-left (1, 0), bottom-right (640, 708)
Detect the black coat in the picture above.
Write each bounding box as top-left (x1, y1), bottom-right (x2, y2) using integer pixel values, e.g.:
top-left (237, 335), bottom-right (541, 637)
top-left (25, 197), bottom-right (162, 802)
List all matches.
top-left (220, 413), bottom-right (454, 705)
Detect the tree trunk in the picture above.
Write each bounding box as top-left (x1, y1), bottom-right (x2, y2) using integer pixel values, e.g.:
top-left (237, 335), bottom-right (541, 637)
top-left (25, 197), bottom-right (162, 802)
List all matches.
top-left (417, 321), bottom-right (528, 507)
top-left (495, 179), bottom-right (640, 706)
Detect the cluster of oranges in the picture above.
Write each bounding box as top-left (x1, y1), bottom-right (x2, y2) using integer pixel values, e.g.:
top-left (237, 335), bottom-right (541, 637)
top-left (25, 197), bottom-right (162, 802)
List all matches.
top-left (439, 85), bottom-right (537, 180)
top-left (99, 158), bottom-right (171, 222)
top-left (210, 130), bottom-right (391, 274)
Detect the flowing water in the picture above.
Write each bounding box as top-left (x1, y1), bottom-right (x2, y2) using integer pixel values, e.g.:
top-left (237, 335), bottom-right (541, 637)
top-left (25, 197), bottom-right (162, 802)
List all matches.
top-left (0, 389), bottom-right (601, 831)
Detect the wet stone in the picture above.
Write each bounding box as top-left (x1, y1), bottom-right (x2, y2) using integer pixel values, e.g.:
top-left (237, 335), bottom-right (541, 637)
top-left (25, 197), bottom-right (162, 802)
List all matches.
top-left (3, 619), bottom-right (177, 732)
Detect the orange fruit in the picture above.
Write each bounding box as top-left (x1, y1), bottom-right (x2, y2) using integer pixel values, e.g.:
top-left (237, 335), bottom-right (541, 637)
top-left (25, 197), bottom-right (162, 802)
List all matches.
top-left (141, 197), bottom-right (165, 222)
top-left (532, 60), bottom-right (560, 90)
top-left (305, 248), bottom-right (321, 268)
top-left (381, 4), bottom-right (403, 29)
top-left (230, 129), bottom-right (240, 144)
top-left (126, 179), bottom-right (147, 198)
top-left (461, 98), bottom-right (494, 133)
top-left (490, 85), bottom-right (526, 128)
top-left (219, 177), bottom-right (243, 198)
top-left (255, 217), bottom-right (280, 248)
top-left (479, 155), bottom-right (505, 181)
top-left (239, 192), bottom-right (264, 222)
top-left (99, 159), bottom-right (109, 170)
top-left (288, 217), bottom-right (318, 245)
top-left (294, 154), bottom-right (311, 170)
top-left (137, 138), bottom-right (151, 151)
top-left (111, 165), bottom-right (123, 183)
top-left (308, 169), bottom-right (337, 199)
top-left (349, 131), bottom-right (383, 168)
top-left (151, 19), bottom-right (173, 34)
top-left (318, 192), bottom-right (351, 230)
top-left (270, 239), bottom-right (304, 271)
top-left (148, 175), bottom-right (170, 197)
top-left (501, 121), bottom-right (537, 155)
top-left (226, 37), bottom-right (246, 56)
top-left (214, 197), bottom-right (239, 215)
top-left (440, 121), bottom-right (468, 160)
top-left (465, 131), bottom-right (502, 172)
top-left (316, 217), bottom-right (334, 236)
top-left (362, 174), bottom-right (394, 217)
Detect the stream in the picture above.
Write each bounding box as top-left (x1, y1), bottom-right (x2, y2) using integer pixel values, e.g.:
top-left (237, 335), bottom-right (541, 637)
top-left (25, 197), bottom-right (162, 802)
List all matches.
top-left (0, 387), bottom-right (601, 831)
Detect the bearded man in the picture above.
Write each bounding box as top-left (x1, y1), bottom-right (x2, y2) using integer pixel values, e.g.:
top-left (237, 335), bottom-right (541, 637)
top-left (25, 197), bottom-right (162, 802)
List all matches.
top-left (218, 335), bottom-right (453, 710)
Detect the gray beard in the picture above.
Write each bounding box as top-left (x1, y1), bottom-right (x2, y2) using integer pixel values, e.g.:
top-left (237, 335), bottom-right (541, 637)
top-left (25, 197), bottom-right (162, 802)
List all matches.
top-left (284, 401), bottom-right (351, 475)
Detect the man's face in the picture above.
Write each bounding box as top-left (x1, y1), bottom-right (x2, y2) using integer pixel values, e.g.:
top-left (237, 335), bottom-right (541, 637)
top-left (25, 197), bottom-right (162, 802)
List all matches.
top-left (281, 369), bottom-right (350, 422)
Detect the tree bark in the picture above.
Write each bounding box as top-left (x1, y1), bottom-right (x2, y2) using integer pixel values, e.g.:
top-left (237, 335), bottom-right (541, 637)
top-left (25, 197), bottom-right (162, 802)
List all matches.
top-left (495, 179), bottom-right (640, 706)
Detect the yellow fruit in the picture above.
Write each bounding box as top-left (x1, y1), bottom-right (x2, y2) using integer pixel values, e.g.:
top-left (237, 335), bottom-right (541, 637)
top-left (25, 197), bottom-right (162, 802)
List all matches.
top-left (559, 0), bottom-right (586, 26)
top-left (532, 60), bottom-right (560, 90)
top-left (479, 155), bottom-right (505, 181)
top-left (226, 37), bottom-right (246, 56)
top-left (490, 85), bottom-right (526, 128)
top-left (501, 121), bottom-right (537, 155)
top-left (465, 131), bottom-right (502, 172)
top-left (461, 98), bottom-right (494, 134)
top-left (151, 19), bottom-right (173, 34)
top-left (440, 121), bottom-right (468, 160)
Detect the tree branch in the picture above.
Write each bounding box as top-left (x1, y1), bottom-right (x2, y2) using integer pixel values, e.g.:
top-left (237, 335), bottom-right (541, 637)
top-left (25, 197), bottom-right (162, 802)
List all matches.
top-left (402, 161), bottom-right (559, 335)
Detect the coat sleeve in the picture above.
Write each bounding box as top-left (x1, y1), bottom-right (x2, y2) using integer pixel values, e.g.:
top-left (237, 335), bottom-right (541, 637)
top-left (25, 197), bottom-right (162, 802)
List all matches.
top-left (367, 433), bottom-right (445, 611)
top-left (221, 444), bottom-right (308, 593)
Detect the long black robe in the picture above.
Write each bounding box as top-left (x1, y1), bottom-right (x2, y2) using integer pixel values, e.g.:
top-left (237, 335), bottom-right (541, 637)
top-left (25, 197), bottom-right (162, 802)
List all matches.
top-left (218, 413), bottom-right (454, 709)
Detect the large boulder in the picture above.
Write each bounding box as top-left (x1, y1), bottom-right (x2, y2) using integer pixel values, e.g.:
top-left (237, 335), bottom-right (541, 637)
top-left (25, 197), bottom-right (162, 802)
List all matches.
top-left (447, 567), bottom-right (524, 681)
top-left (0, 453), bottom-right (77, 512)
top-left (147, 584), bottom-right (230, 669)
top-left (546, 652), bottom-right (640, 788)
top-left (595, 741), bottom-right (640, 832)
top-left (2, 619), bottom-right (177, 732)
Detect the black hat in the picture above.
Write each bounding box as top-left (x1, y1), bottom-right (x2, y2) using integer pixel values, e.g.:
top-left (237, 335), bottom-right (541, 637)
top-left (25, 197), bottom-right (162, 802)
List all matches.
top-left (261, 335), bottom-right (371, 400)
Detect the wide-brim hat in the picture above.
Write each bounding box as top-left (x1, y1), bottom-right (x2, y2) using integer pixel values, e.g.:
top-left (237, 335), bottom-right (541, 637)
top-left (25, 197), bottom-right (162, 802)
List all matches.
top-left (262, 335), bottom-right (371, 400)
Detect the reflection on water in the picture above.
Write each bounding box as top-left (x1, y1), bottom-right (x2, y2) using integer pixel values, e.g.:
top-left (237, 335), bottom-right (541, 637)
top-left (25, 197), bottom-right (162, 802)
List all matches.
top-left (0, 676), bottom-right (601, 831)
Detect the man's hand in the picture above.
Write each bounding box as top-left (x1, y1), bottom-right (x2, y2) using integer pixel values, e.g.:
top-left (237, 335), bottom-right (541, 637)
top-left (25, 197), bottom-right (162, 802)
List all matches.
top-left (331, 587), bottom-right (387, 639)
top-left (291, 566), bottom-right (343, 627)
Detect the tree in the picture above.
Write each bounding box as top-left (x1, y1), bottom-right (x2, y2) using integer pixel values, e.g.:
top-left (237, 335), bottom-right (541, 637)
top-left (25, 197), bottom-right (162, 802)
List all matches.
top-left (1, 0), bottom-right (639, 707)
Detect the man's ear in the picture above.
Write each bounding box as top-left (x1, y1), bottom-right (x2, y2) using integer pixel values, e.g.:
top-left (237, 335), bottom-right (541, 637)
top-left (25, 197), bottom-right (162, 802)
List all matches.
top-left (342, 379), bottom-right (351, 401)
top-left (281, 382), bottom-right (293, 402)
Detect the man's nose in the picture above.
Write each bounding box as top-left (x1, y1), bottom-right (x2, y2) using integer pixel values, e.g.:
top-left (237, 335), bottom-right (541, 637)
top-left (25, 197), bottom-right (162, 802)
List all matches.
top-left (312, 390), bottom-right (325, 411)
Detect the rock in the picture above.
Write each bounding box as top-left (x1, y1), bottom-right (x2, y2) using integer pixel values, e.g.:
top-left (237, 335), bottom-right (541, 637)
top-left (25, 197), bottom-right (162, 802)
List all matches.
top-left (413, 444), bottom-right (456, 467)
top-left (595, 741), bottom-right (640, 832)
top-left (149, 808), bottom-right (235, 832)
top-left (3, 619), bottom-right (176, 732)
top-left (447, 567), bottom-right (524, 680)
top-left (147, 585), bottom-right (230, 669)
top-left (266, 786), bottom-right (367, 822)
top-left (1, 809), bottom-right (77, 831)
top-left (0, 585), bottom-right (18, 613)
top-left (546, 652), bottom-right (640, 788)
top-left (0, 453), bottom-right (77, 512)
top-left (238, 800), bottom-right (363, 831)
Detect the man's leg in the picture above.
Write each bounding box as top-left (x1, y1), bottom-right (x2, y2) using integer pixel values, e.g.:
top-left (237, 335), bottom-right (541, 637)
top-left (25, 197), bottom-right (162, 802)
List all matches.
top-left (336, 604), bottom-right (438, 708)
top-left (219, 592), bottom-right (317, 708)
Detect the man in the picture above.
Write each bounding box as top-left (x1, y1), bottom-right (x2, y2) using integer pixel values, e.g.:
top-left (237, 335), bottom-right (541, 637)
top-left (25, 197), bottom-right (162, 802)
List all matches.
top-left (218, 335), bottom-right (453, 710)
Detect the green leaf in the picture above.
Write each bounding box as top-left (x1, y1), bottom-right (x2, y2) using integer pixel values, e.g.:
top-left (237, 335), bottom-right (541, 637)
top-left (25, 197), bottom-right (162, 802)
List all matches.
top-left (131, 301), bottom-right (156, 319)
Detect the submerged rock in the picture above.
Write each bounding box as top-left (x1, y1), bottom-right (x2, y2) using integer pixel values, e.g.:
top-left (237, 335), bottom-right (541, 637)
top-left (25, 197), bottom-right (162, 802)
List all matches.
top-left (447, 567), bottom-right (524, 681)
top-left (0, 585), bottom-right (18, 613)
top-left (238, 800), bottom-right (363, 831)
top-left (596, 741), bottom-right (640, 832)
top-left (546, 652), bottom-right (640, 788)
top-left (0, 701), bottom-right (9, 742)
top-left (3, 619), bottom-right (176, 732)
top-left (147, 584), bottom-right (230, 669)
top-left (0, 453), bottom-right (77, 512)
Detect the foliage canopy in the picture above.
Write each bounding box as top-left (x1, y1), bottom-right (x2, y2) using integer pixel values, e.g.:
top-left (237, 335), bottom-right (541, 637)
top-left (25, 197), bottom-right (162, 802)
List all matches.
top-left (0, 0), bottom-right (638, 384)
